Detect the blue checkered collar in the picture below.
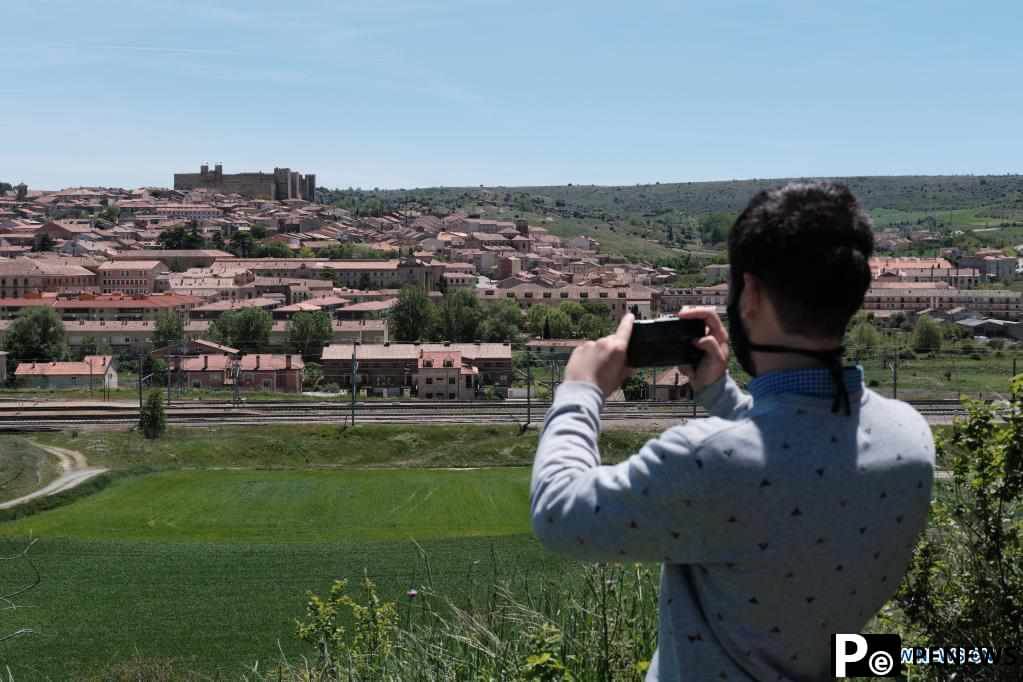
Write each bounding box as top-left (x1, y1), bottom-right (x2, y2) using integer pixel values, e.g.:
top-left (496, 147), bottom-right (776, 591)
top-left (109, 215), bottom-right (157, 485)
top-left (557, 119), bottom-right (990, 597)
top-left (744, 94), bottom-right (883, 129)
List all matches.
top-left (747, 365), bottom-right (865, 402)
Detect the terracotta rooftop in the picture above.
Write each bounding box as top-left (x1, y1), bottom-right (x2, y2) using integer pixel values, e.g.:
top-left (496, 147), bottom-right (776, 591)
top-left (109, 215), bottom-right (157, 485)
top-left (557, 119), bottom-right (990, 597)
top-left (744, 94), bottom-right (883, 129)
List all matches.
top-left (15, 355), bottom-right (113, 377)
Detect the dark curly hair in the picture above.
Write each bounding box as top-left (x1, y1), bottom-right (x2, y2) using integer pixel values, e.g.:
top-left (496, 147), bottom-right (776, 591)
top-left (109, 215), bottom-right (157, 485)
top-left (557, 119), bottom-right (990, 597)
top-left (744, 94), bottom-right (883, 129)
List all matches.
top-left (728, 181), bottom-right (875, 338)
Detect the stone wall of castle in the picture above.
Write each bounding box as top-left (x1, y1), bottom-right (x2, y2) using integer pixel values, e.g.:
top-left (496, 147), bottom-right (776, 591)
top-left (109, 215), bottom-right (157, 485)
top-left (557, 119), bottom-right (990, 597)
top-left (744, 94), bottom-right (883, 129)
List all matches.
top-left (173, 164), bottom-right (316, 201)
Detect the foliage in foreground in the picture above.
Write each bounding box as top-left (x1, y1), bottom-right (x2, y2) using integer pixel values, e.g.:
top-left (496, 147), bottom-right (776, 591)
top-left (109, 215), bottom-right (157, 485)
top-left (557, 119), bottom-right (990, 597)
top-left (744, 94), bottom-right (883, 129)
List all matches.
top-left (892, 377), bottom-right (1023, 681)
top-left (140, 389), bottom-right (167, 439)
top-left (272, 562), bottom-right (657, 682)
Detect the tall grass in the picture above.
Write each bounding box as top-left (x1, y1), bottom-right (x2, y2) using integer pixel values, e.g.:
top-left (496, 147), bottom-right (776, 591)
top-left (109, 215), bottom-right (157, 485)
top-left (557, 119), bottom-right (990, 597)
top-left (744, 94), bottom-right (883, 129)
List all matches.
top-left (253, 560), bottom-right (659, 682)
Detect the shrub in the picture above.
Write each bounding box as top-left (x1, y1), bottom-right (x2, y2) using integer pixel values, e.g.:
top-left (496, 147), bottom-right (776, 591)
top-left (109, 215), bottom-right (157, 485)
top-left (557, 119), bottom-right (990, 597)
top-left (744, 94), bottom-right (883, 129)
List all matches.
top-left (275, 563), bottom-right (657, 681)
top-left (911, 316), bottom-right (943, 353)
top-left (893, 377), bottom-right (1023, 680)
top-left (139, 390), bottom-right (166, 440)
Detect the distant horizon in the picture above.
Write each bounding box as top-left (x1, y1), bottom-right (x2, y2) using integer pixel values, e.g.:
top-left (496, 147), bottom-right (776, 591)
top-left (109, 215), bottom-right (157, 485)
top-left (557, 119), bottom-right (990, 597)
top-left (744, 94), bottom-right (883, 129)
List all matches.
top-left (12, 170), bottom-right (1023, 194)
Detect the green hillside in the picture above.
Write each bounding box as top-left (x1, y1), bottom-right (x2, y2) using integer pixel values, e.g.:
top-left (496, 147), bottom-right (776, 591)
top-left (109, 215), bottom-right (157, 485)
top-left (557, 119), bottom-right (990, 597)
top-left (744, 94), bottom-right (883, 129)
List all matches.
top-left (321, 175), bottom-right (1023, 263)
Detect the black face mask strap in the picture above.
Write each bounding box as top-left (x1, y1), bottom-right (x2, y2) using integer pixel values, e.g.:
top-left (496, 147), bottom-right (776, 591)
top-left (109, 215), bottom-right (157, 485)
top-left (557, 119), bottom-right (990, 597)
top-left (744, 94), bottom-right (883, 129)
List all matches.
top-left (746, 343), bottom-right (851, 416)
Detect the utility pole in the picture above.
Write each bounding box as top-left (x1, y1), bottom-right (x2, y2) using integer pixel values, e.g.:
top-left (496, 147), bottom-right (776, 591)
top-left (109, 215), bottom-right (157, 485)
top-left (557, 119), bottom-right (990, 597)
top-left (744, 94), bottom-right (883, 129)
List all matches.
top-left (137, 346), bottom-right (143, 411)
top-left (526, 351), bottom-right (533, 428)
top-left (351, 345), bottom-right (358, 426)
top-left (892, 341), bottom-right (899, 401)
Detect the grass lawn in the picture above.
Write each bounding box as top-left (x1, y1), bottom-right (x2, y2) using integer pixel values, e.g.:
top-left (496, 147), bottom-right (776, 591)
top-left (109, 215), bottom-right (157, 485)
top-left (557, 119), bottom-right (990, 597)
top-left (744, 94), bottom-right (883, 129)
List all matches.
top-left (0, 467), bottom-right (580, 679)
top-left (0, 425), bottom-right (659, 678)
top-left (31, 424), bottom-right (657, 471)
top-left (853, 353), bottom-right (1020, 400)
top-left (0, 437), bottom-right (61, 504)
top-left (0, 468), bottom-right (535, 544)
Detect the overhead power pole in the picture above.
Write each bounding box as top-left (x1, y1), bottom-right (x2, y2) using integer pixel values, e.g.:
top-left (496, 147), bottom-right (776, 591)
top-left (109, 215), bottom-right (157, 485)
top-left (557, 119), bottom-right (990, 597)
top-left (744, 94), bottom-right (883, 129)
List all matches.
top-left (351, 346), bottom-right (358, 426)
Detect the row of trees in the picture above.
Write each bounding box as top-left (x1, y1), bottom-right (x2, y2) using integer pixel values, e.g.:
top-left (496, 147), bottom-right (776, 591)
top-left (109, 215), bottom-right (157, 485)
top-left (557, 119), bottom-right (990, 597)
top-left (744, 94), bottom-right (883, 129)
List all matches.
top-left (389, 288), bottom-right (523, 343)
top-left (389, 286), bottom-right (617, 343)
top-left (0, 306), bottom-right (337, 383)
top-left (158, 223), bottom-right (391, 262)
top-left (847, 313), bottom-right (979, 354)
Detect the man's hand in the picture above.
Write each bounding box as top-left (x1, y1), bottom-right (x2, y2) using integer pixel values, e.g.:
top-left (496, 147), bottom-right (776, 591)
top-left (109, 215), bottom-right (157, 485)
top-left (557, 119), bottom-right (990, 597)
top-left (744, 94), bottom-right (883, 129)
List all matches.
top-left (677, 306), bottom-right (729, 394)
top-left (564, 313), bottom-right (634, 397)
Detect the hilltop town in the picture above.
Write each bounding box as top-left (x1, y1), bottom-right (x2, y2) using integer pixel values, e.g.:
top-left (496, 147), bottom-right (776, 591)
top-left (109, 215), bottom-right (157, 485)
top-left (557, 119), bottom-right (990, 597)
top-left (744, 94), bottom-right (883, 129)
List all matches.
top-left (2, 170), bottom-right (1023, 397)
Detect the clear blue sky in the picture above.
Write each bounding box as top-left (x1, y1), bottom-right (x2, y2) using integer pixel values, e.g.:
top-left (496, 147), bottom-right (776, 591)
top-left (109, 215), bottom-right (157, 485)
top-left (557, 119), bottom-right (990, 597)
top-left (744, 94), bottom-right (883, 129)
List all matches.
top-left (3, 1), bottom-right (1021, 190)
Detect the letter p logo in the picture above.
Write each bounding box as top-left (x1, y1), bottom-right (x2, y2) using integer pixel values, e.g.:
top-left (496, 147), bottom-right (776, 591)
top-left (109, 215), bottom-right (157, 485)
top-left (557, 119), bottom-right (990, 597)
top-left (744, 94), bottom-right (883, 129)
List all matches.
top-left (834, 634), bottom-right (868, 677)
top-left (833, 633), bottom-right (902, 677)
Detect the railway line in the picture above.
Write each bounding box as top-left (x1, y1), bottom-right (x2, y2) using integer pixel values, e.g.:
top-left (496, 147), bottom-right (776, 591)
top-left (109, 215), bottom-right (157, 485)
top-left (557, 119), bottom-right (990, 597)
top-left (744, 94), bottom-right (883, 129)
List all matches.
top-left (0, 398), bottom-right (979, 431)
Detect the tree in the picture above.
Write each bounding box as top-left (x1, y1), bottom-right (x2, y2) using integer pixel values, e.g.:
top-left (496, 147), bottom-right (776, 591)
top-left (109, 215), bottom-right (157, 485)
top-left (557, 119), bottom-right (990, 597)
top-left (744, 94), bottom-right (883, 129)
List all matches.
top-left (158, 225), bottom-right (204, 250)
top-left (259, 241), bottom-right (293, 259)
top-left (622, 374), bottom-right (647, 400)
top-left (577, 313), bottom-right (612, 340)
top-left (911, 316), bottom-right (943, 353)
top-left (3, 307), bottom-right (66, 363)
top-left (229, 231), bottom-right (255, 257)
top-left (848, 320), bottom-right (881, 353)
top-left (0, 182), bottom-right (12, 193)
top-left (288, 311), bottom-right (334, 358)
top-left (437, 288), bottom-right (482, 341)
top-left (545, 308), bottom-right (573, 339)
top-left (478, 299), bottom-right (523, 342)
top-left (358, 273), bottom-right (373, 290)
top-left (139, 389), bottom-right (166, 439)
top-left (153, 310), bottom-right (185, 351)
top-left (210, 308), bottom-right (272, 353)
top-left (158, 227), bottom-right (182, 249)
top-left (15, 184), bottom-right (27, 201)
top-left (76, 336), bottom-right (99, 360)
top-left (893, 384), bottom-right (1023, 681)
top-left (389, 286), bottom-right (437, 342)
top-left (303, 361), bottom-right (324, 390)
top-left (698, 212), bottom-right (734, 244)
top-left (526, 305), bottom-right (549, 337)
top-left (31, 233), bottom-right (55, 252)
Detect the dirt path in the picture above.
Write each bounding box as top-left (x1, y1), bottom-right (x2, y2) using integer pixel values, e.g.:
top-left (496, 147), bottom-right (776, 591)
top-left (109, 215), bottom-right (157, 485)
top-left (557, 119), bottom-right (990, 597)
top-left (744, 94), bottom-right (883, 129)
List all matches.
top-left (0, 442), bottom-right (108, 510)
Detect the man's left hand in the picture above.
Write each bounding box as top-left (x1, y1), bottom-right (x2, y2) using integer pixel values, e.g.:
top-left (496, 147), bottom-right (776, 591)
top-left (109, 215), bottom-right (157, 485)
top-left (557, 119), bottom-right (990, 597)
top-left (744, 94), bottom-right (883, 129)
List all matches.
top-left (563, 313), bottom-right (634, 397)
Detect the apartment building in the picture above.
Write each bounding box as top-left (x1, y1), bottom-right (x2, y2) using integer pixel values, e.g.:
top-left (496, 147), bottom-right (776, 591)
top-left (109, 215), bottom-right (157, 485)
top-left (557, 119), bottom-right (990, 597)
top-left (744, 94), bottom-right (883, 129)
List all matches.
top-left (97, 260), bottom-right (167, 295)
top-left (110, 249), bottom-right (234, 269)
top-left (416, 350), bottom-right (478, 400)
top-left (476, 284), bottom-right (655, 318)
top-left (0, 258), bottom-right (97, 296)
top-left (0, 292), bottom-right (202, 321)
top-left (315, 257), bottom-right (445, 291)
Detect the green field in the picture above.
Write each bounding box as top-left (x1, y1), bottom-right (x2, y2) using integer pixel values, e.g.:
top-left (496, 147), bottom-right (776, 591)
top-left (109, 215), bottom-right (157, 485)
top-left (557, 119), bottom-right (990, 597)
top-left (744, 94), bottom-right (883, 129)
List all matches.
top-left (0, 467), bottom-right (577, 679)
top-left (0, 468), bottom-right (533, 544)
top-left (31, 424), bottom-right (653, 471)
top-left (0, 437), bottom-right (60, 504)
top-left (0, 425), bottom-right (661, 679)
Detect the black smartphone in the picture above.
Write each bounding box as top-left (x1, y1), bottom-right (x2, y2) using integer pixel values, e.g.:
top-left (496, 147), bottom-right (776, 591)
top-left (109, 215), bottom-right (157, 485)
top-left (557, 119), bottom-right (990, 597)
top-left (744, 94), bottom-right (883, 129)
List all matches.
top-left (626, 317), bottom-right (706, 368)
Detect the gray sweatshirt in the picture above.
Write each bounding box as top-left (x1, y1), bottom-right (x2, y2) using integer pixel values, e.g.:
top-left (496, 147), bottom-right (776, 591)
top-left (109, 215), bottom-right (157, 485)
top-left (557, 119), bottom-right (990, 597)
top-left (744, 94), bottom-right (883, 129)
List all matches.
top-left (530, 369), bottom-right (935, 681)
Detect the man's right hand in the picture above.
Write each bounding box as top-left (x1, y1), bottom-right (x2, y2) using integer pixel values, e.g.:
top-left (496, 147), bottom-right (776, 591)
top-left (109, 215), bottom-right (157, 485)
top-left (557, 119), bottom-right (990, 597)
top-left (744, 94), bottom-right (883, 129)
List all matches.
top-left (677, 306), bottom-right (730, 394)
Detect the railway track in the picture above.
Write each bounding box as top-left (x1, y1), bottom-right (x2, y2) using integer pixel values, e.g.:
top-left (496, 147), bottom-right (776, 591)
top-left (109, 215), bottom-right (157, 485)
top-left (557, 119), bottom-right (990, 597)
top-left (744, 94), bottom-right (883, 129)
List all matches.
top-left (0, 398), bottom-right (979, 430)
